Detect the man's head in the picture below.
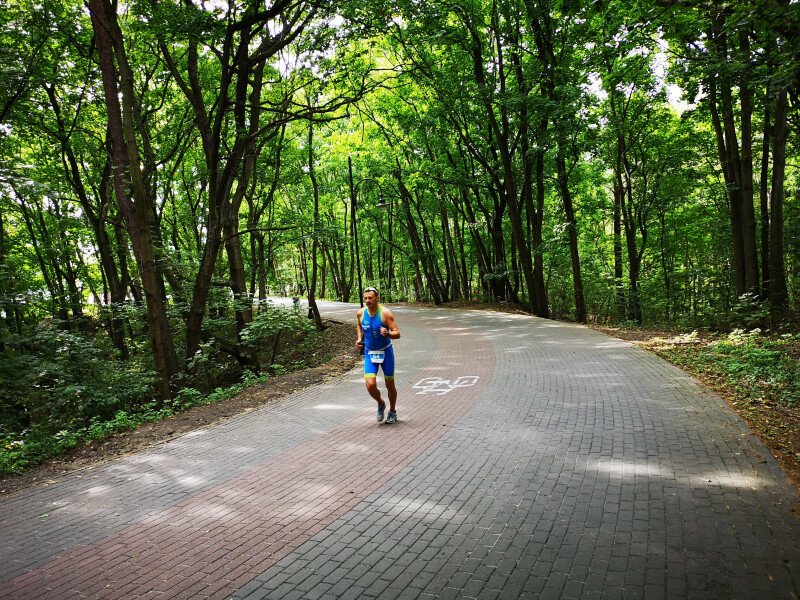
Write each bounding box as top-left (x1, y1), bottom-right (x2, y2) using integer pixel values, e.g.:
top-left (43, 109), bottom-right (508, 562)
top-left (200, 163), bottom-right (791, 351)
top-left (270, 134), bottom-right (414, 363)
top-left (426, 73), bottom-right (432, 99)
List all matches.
top-left (363, 287), bottom-right (379, 308)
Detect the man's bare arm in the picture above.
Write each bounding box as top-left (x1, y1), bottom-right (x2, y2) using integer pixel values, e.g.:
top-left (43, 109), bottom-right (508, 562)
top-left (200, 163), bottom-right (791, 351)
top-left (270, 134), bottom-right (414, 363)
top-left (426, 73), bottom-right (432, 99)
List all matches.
top-left (355, 309), bottom-right (365, 348)
top-left (380, 308), bottom-right (401, 339)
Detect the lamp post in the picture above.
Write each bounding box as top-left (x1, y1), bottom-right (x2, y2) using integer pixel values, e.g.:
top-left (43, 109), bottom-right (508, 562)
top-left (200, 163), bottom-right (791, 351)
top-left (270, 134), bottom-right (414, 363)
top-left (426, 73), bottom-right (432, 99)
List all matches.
top-left (348, 157), bottom-right (384, 308)
top-left (348, 157), bottom-right (363, 308)
top-left (376, 194), bottom-right (393, 301)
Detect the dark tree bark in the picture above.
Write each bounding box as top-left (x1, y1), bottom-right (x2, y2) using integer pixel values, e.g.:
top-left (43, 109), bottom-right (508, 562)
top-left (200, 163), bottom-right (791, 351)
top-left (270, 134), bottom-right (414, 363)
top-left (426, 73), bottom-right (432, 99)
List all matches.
top-left (760, 97), bottom-right (772, 299)
top-left (225, 59), bottom-right (267, 343)
top-left (708, 73), bottom-right (746, 296)
top-left (619, 136), bottom-right (643, 324)
top-left (768, 89), bottom-right (789, 309)
top-left (525, 129), bottom-right (550, 318)
top-left (306, 120), bottom-right (324, 331)
top-left (613, 180), bottom-right (625, 319)
top-left (89, 0), bottom-right (178, 399)
top-left (707, 17), bottom-right (759, 297)
top-left (737, 28), bottom-right (760, 295)
top-left (556, 152), bottom-right (587, 323)
top-left (658, 210), bottom-right (673, 321)
top-left (526, 0), bottom-right (586, 322)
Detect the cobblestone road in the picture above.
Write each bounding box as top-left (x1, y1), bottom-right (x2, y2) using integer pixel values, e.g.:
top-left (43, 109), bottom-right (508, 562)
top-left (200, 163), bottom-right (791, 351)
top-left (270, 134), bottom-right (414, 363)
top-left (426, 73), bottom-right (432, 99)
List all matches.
top-left (1, 302), bottom-right (798, 599)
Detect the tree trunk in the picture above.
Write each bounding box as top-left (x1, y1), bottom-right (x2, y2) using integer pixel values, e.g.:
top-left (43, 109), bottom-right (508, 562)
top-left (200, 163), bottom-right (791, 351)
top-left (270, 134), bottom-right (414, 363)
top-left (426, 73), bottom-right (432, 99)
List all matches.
top-left (488, 194), bottom-right (510, 301)
top-left (526, 141), bottom-right (549, 318)
top-left (708, 20), bottom-right (759, 297)
top-left (737, 29), bottom-right (760, 295)
top-left (658, 211), bottom-right (672, 322)
top-left (227, 58), bottom-right (267, 337)
top-left (620, 140), bottom-right (642, 324)
top-left (323, 244), bottom-right (342, 300)
top-left (452, 214), bottom-right (470, 300)
top-left (760, 96), bottom-right (772, 298)
top-left (526, 3), bottom-right (583, 321)
top-left (307, 122), bottom-right (324, 330)
top-left (556, 151), bottom-right (587, 323)
top-left (89, 0), bottom-right (178, 399)
top-left (613, 181), bottom-right (625, 320)
top-left (437, 196), bottom-right (460, 300)
top-left (768, 89), bottom-right (789, 309)
top-left (709, 73), bottom-right (746, 297)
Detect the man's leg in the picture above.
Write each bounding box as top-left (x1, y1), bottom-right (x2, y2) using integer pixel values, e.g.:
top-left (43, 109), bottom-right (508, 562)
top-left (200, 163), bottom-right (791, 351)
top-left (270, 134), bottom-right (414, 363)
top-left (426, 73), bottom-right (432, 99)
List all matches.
top-left (385, 379), bottom-right (397, 412)
top-left (365, 376), bottom-right (384, 404)
top-left (364, 352), bottom-right (384, 404)
top-left (382, 347), bottom-right (397, 421)
top-left (366, 376), bottom-right (386, 422)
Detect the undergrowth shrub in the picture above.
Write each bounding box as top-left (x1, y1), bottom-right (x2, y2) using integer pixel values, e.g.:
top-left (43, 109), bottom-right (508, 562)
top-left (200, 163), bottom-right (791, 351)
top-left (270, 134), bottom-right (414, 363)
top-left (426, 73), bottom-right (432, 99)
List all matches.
top-left (661, 329), bottom-right (800, 409)
top-left (0, 304), bottom-right (328, 477)
top-left (0, 321), bottom-right (156, 434)
top-left (703, 330), bottom-right (799, 407)
top-left (240, 303), bottom-right (316, 370)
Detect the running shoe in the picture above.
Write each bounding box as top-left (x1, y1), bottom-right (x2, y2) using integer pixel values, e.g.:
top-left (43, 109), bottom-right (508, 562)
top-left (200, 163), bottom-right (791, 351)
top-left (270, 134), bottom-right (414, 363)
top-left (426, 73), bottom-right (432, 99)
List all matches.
top-left (385, 411), bottom-right (397, 425)
top-left (377, 403), bottom-right (386, 422)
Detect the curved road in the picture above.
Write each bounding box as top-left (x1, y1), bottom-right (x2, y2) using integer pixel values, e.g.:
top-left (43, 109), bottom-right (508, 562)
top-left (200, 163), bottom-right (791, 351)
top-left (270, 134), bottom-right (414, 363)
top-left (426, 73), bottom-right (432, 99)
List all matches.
top-left (1, 302), bottom-right (798, 599)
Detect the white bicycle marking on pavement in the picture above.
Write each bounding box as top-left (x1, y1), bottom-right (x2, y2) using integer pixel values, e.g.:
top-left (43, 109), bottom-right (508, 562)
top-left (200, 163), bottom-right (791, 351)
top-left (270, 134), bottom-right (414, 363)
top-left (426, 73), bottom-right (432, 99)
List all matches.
top-left (412, 376), bottom-right (481, 395)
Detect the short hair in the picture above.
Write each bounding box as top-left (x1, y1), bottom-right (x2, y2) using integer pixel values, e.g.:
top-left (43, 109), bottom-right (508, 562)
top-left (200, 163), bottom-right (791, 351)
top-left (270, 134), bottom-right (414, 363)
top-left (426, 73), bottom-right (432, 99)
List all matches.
top-left (364, 287), bottom-right (379, 296)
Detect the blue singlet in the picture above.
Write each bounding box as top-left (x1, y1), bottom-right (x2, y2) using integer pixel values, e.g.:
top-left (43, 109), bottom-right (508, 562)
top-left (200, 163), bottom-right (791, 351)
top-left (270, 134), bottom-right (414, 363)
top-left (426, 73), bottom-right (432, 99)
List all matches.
top-left (361, 306), bottom-right (395, 379)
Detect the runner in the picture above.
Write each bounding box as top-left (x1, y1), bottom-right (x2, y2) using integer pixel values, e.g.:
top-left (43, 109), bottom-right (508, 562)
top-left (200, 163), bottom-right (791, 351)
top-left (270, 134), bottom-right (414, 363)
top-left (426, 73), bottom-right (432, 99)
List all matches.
top-left (355, 287), bottom-right (401, 424)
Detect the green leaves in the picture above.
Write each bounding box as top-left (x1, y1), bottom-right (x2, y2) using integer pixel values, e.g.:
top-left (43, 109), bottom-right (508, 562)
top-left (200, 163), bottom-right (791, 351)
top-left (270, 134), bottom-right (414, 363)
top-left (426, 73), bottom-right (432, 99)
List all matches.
top-left (239, 303), bottom-right (314, 346)
top-left (145, 1), bottom-right (221, 41)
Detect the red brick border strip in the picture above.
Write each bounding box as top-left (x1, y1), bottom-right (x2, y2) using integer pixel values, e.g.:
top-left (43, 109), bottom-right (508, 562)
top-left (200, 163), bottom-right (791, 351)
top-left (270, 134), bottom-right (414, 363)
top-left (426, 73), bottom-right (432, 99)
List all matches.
top-left (0, 315), bottom-right (495, 599)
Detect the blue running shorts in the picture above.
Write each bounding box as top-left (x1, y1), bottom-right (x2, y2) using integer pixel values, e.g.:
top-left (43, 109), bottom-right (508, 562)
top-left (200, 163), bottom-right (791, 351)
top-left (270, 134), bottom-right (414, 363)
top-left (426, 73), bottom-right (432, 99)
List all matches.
top-left (364, 345), bottom-right (395, 379)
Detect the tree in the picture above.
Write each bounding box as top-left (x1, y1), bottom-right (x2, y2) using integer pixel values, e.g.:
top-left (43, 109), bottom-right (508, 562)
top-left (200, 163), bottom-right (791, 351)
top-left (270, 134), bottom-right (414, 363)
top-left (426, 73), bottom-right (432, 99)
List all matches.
top-left (89, 0), bottom-right (179, 399)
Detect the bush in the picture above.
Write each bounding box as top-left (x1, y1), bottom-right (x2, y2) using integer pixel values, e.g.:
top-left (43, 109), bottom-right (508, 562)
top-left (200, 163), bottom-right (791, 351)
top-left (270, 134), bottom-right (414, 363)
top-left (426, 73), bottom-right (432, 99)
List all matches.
top-left (729, 293), bottom-right (770, 329)
top-left (697, 329), bottom-right (799, 408)
top-left (0, 303), bottom-right (331, 477)
top-left (240, 303), bottom-right (315, 346)
top-left (0, 322), bottom-right (156, 435)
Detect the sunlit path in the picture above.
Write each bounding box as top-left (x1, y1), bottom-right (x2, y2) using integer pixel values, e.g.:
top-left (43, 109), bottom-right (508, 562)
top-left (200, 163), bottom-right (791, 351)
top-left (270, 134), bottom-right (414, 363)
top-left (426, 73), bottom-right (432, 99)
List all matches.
top-left (1, 304), bottom-right (798, 599)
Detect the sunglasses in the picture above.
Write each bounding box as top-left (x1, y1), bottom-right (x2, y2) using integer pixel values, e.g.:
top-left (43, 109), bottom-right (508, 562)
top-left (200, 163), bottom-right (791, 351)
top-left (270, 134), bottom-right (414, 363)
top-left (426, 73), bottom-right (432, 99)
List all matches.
top-left (364, 287), bottom-right (379, 294)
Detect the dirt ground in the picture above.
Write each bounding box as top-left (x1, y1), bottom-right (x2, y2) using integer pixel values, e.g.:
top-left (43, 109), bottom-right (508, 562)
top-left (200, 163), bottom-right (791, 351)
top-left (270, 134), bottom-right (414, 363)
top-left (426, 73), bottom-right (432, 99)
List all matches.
top-left (0, 319), bottom-right (360, 496)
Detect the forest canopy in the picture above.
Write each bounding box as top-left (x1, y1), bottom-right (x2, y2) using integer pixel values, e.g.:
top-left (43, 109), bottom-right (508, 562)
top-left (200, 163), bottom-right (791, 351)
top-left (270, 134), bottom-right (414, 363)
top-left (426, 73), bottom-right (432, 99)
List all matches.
top-left (0, 0), bottom-right (798, 465)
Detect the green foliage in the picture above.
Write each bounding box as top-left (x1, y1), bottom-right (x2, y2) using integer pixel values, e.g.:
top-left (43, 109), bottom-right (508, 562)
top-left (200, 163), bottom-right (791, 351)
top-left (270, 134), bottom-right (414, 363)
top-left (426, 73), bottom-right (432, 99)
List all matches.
top-left (240, 303), bottom-right (315, 346)
top-left (705, 330), bottom-right (799, 407)
top-left (0, 370), bottom-right (279, 476)
top-left (661, 330), bottom-right (800, 410)
top-left (0, 404), bottom-right (170, 476)
top-left (0, 322), bottom-right (157, 433)
top-left (729, 293), bottom-right (771, 329)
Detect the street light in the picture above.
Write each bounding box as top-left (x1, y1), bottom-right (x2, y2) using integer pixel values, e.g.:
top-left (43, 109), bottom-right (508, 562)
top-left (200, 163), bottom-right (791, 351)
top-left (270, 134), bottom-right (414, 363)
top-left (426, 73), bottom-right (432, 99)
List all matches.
top-left (348, 157), bottom-right (384, 308)
top-left (376, 195), bottom-right (393, 301)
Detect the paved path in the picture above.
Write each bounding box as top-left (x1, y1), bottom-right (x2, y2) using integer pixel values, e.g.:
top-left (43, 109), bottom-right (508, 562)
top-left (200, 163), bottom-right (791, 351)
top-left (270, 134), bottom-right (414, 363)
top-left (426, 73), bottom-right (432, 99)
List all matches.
top-left (1, 303), bottom-right (798, 600)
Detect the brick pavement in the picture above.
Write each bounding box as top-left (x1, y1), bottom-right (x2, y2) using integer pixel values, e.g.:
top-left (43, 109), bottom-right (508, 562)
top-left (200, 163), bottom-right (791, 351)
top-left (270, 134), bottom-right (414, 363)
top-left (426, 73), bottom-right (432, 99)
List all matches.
top-left (1, 302), bottom-right (799, 599)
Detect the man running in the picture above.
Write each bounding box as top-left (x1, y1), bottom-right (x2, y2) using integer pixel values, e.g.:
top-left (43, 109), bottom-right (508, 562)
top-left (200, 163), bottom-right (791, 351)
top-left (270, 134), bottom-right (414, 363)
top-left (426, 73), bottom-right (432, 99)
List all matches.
top-left (355, 287), bottom-right (401, 424)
